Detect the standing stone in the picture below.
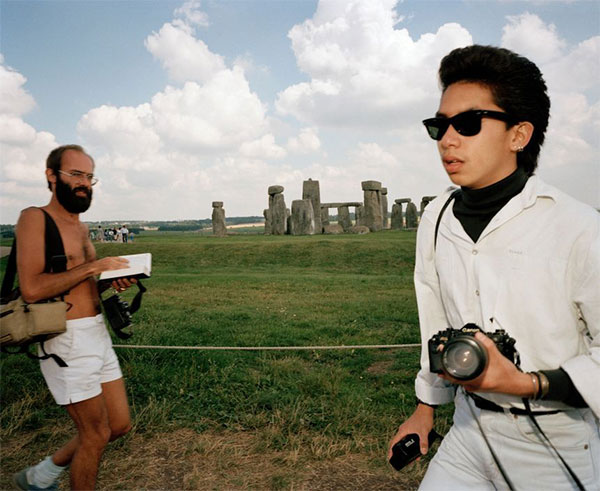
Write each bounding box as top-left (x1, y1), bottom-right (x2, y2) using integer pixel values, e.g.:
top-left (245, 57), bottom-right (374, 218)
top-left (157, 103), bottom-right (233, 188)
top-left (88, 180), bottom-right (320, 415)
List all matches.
top-left (290, 199), bottom-right (315, 235)
top-left (338, 206), bottom-right (352, 232)
top-left (263, 208), bottom-right (271, 235)
top-left (406, 201), bottom-right (418, 228)
top-left (268, 185), bottom-right (287, 235)
top-left (355, 205), bottom-right (365, 227)
top-left (321, 207), bottom-right (330, 228)
top-left (391, 203), bottom-right (403, 230)
top-left (303, 179), bottom-right (322, 234)
top-left (361, 180), bottom-right (383, 232)
top-left (212, 201), bottom-right (226, 237)
top-left (381, 187), bottom-right (389, 229)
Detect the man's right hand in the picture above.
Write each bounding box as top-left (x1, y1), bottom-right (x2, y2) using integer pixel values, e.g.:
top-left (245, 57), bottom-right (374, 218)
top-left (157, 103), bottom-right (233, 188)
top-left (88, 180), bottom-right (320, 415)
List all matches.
top-left (387, 402), bottom-right (435, 462)
top-left (93, 256), bottom-right (129, 275)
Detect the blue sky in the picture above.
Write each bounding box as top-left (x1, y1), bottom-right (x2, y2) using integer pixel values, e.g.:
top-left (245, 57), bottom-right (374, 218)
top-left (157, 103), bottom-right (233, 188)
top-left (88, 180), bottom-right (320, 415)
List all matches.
top-left (1, 0), bottom-right (598, 222)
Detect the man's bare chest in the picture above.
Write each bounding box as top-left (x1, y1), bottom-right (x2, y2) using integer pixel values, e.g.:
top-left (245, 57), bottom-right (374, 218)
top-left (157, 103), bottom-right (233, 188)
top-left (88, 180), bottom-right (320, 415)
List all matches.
top-left (55, 224), bottom-right (89, 268)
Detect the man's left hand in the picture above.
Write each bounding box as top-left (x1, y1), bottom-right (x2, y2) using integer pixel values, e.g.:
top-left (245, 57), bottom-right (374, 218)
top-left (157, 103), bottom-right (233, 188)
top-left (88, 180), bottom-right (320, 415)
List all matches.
top-left (111, 277), bottom-right (138, 293)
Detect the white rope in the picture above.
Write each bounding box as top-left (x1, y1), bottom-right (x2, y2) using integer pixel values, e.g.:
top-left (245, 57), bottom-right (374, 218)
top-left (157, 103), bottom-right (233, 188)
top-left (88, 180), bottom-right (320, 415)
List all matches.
top-left (113, 343), bottom-right (421, 351)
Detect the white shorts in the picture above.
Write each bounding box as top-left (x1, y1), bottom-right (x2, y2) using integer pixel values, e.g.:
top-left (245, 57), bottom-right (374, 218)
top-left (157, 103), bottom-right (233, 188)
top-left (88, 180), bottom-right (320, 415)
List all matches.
top-left (39, 314), bottom-right (123, 405)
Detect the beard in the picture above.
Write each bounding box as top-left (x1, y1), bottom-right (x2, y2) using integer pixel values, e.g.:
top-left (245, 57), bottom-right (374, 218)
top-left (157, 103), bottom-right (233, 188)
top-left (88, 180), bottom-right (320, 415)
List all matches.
top-left (55, 175), bottom-right (93, 214)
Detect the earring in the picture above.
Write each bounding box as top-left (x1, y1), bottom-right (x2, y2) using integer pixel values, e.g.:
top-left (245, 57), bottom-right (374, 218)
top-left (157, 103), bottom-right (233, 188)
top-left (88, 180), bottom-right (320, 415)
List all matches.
top-left (515, 146), bottom-right (524, 153)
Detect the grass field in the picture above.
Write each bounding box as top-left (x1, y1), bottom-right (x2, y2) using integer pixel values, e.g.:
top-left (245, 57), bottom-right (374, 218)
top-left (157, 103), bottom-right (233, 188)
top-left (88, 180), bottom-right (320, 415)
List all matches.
top-left (0, 231), bottom-right (454, 490)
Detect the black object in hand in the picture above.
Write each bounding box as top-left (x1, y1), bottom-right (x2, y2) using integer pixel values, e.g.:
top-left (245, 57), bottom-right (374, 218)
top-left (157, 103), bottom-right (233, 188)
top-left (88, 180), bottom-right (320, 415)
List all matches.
top-left (389, 430), bottom-right (440, 471)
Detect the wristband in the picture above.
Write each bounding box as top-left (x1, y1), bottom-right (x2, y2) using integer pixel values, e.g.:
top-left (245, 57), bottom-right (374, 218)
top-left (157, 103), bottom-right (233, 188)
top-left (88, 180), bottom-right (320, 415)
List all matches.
top-left (416, 397), bottom-right (438, 409)
top-left (537, 371), bottom-right (550, 399)
top-left (528, 372), bottom-right (540, 399)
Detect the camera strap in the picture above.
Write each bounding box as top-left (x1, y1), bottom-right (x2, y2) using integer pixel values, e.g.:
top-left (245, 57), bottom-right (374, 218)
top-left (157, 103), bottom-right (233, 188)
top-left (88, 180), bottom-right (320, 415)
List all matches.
top-left (464, 388), bottom-right (516, 491)
top-left (522, 398), bottom-right (586, 491)
top-left (434, 189), bottom-right (461, 250)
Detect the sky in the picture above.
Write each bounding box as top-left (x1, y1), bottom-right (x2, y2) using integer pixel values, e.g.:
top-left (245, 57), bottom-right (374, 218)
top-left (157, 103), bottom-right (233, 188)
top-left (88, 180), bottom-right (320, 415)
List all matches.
top-left (1, 0), bottom-right (598, 223)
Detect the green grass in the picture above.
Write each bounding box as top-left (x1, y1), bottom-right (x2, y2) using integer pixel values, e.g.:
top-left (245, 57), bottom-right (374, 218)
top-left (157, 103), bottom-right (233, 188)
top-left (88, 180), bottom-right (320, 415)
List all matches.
top-left (0, 230), bottom-right (453, 489)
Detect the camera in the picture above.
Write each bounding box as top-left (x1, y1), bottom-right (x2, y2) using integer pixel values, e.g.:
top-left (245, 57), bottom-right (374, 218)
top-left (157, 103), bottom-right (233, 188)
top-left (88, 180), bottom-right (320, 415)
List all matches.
top-left (428, 323), bottom-right (519, 380)
top-left (102, 294), bottom-right (133, 339)
top-left (389, 430), bottom-right (440, 471)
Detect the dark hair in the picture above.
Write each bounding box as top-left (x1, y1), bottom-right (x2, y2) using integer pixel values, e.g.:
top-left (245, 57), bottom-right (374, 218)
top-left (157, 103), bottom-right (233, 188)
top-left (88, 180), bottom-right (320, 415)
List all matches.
top-left (46, 144), bottom-right (94, 190)
top-left (438, 45), bottom-right (550, 175)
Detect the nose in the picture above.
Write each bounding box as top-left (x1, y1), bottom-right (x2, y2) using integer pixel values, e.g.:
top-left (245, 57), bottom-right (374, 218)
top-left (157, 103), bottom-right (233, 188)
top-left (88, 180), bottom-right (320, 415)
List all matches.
top-left (439, 123), bottom-right (460, 149)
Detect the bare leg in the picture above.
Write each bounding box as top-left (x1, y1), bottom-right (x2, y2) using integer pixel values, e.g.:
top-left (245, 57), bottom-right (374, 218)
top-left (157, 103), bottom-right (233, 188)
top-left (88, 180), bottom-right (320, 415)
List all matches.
top-left (50, 378), bottom-right (130, 489)
top-left (65, 394), bottom-right (110, 490)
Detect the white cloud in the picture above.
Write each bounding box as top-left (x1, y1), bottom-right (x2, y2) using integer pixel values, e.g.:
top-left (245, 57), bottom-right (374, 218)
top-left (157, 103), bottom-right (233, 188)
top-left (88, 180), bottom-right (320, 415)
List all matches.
top-left (145, 21), bottom-right (225, 83)
top-left (240, 134), bottom-right (286, 159)
top-left (276, 0), bottom-right (472, 128)
top-left (287, 127), bottom-right (321, 153)
top-left (0, 58), bottom-right (58, 221)
top-left (502, 12), bottom-right (566, 63)
top-left (0, 57), bottom-right (36, 117)
top-left (174, 0), bottom-right (209, 27)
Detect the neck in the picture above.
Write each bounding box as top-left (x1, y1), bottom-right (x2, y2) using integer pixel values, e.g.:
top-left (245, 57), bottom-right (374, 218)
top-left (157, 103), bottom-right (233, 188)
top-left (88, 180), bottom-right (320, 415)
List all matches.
top-left (47, 196), bottom-right (81, 223)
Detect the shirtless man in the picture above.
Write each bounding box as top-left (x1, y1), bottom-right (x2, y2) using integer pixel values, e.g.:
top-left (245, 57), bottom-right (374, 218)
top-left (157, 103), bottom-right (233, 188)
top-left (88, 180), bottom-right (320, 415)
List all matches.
top-left (13, 144), bottom-right (137, 490)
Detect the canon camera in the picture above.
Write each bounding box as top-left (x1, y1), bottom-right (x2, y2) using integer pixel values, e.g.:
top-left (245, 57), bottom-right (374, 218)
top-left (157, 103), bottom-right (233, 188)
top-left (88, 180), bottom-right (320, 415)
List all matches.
top-left (428, 324), bottom-right (519, 380)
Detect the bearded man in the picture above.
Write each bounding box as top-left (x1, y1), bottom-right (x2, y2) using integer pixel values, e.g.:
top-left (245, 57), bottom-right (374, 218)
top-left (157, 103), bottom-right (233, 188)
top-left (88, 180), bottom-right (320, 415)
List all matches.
top-left (13, 144), bottom-right (137, 490)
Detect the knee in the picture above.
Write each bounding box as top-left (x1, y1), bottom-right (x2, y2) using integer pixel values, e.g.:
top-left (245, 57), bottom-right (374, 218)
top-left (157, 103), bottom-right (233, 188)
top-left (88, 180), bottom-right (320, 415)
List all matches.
top-left (80, 424), bottom-right (111, 451)
top-left (109, 421), bottom-right (132, 441)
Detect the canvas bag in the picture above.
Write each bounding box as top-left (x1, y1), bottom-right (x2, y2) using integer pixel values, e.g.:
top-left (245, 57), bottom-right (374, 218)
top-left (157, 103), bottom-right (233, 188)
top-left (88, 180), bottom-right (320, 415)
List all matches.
top-left (1, 209), bottom-right (69, 366)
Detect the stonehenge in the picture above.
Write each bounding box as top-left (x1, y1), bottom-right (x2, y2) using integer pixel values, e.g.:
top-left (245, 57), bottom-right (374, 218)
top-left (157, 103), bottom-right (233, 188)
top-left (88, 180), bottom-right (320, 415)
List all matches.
top-left (261, 178), bottom-right (434, 235)
top-left (211, 201), bottom-right (226, 237)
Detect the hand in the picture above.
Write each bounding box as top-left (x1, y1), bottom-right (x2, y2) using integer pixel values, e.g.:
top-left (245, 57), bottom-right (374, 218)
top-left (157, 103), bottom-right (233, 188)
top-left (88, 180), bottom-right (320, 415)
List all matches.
top-left (439, 332), bottom-right (533, 397)
top-left (387, 403), bottom-right (434, 462)
top-left (111, 277), bottom-right (138, 293)
top-left (94, 256), bottom-right (129, 274)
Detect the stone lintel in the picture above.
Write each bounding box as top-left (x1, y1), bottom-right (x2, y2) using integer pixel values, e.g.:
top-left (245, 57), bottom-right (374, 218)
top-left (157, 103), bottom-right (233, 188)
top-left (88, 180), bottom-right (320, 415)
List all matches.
top-left (268, 185), bottom-right (284, 195)
top-left (320, 202), bottom-right (363, 208)
top-left (361, 180), bottom-right (382, 191)
top-left (394, 198), bottom-right (412, 204)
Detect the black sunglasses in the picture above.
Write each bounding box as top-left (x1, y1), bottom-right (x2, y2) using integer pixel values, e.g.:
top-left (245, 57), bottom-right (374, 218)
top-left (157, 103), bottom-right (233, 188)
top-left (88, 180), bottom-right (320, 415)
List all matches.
top-left (422, 110), bottom-right (516, 141)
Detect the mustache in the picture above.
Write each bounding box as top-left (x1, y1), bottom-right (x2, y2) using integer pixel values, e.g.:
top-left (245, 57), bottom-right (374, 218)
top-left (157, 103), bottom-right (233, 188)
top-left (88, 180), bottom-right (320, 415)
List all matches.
top-left (73, 186), bottom-right (92, 198)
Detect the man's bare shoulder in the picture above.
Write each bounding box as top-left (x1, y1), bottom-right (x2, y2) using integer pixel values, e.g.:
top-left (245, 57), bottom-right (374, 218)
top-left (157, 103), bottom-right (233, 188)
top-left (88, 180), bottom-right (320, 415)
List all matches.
top-left (17, 207), bottom-right (45, 227)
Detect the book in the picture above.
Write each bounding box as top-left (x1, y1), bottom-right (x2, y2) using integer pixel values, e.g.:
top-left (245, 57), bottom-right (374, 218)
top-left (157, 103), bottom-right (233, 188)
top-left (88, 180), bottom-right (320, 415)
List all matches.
top-left (99, 253), bottom-right (152, 281)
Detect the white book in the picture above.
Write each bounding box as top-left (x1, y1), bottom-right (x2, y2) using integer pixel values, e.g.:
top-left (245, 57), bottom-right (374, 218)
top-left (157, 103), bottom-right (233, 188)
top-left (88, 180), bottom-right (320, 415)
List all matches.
top-left (99, 253), bottom-right (152, 281)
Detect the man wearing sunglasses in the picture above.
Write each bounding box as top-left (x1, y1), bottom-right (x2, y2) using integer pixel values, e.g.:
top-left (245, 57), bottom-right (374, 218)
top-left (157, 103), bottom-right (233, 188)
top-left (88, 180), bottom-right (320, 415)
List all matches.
top-left (388, 45), bottom-right (599, 489)
top-left (13, 145), bottom-right (138, 490)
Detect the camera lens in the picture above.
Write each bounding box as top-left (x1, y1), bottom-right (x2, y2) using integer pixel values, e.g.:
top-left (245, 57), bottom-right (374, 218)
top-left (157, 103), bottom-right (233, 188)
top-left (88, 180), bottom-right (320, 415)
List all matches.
top-left (442, 337), bottom-right (487, 380)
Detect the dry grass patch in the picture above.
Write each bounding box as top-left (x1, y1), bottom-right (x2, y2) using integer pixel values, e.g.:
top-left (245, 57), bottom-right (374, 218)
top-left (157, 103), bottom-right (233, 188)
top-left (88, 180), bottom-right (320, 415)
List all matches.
top-left (3, 426), bottom-right (425, 490)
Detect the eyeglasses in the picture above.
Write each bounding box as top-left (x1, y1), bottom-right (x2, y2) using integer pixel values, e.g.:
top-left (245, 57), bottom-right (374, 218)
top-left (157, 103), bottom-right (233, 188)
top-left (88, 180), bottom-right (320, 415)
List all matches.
top-left (422, 110), bottom-right (516, 141)
top-left (58, 170), bottom-right (99, 186)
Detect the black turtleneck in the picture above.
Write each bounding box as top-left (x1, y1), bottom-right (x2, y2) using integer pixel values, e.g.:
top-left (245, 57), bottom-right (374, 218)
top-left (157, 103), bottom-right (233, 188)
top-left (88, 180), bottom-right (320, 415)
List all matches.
top-left (452, 167), bottom-right (529, 242)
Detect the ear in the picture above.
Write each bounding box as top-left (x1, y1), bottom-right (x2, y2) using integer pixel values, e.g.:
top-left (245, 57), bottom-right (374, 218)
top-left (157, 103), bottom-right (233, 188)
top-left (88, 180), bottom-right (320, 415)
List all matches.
top-left (510, 121), bottom-right (534, 152)
top-left (46, 168), bottom-right (56, 188)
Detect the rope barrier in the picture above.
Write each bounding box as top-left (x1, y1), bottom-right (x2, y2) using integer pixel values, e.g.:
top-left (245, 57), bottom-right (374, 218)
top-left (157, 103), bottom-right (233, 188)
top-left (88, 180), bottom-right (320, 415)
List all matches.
top-left (113, 343), bottom-right (421, 351)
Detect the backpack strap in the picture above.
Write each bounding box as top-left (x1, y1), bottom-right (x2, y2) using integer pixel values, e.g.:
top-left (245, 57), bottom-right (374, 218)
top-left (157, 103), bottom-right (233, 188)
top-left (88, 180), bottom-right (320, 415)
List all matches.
top-left (434, 189), bottom-right (461, 251)
top-left (40, 209), bottom-right (67, 274)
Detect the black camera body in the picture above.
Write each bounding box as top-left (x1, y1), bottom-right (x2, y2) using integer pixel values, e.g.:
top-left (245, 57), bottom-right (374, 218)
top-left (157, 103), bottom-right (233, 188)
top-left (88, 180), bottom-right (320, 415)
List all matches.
top-left (428, 323), bottom-right (519, 380)
top-left (102, 294), bottom-right (133, 338)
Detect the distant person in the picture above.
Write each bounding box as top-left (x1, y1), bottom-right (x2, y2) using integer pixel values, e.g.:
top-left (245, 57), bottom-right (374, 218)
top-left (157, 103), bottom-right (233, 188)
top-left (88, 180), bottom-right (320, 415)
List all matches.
top-left (387, 45), bottom-right (599, 489)
top-left (13, 144), bottom-right (138, 490)
top-left (97, 225), bottom-right (104, 242)
top-left (121, 225), bottom-right (129, 243)
top-left (129, 231), bottom-right (135, 243)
